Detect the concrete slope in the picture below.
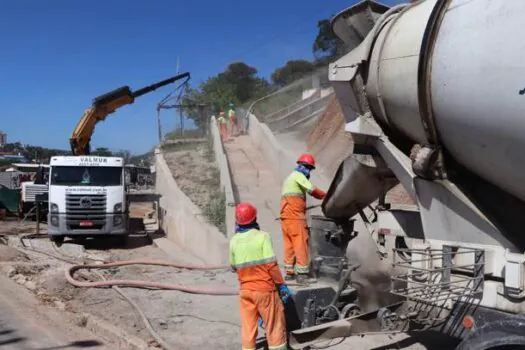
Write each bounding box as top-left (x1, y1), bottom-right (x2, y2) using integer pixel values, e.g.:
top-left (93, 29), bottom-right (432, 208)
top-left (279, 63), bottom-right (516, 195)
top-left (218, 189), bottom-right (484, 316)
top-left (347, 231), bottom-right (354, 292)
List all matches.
top-left (223, 136), bottom-right (285, 260)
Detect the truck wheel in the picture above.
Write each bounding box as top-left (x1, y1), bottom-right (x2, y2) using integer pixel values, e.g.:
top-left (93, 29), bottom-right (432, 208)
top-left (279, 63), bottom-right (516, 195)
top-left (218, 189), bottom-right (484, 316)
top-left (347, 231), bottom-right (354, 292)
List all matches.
top-left (113, 235), bottom-right (128, 246)
top-left (50, 236), bottom-right (65, 247)
top-left (456, 317), bottom-right (525, 350)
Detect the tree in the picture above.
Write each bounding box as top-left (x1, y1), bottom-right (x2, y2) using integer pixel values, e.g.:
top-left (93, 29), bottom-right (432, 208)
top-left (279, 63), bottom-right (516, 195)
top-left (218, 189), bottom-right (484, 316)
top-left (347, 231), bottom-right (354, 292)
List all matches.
top-left (312, 19), bottom-right (346, 64)
top-left (218, 62), bottom-right (269, 103)
top-left (181, 61), bottom-right (271, 130)
top-left (91, 147), bottom-right (112, 157)
top-left (114, 149), bottom-right (132, 163)
top-left (271, 60), bottom-right (315, 87)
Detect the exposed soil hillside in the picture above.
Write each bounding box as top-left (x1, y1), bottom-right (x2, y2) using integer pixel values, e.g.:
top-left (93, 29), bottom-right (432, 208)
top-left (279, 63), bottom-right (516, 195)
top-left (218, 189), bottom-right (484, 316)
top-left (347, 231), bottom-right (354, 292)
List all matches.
top-left (307, 96), bottom-right (415, 205)
top-left (162, 140), bottom-right (226, 233)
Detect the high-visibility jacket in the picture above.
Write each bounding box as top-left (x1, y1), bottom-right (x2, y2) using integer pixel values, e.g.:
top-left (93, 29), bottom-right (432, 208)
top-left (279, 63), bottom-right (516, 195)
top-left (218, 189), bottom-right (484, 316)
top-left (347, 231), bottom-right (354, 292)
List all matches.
top-left (229, 228), bottom-right (284, 292)
top-left (217, 116), bottom-right (227, 124)
top-left (281, 171), bottom-right (324, 220)
top-left (228, 108), bottom-right (235, 118)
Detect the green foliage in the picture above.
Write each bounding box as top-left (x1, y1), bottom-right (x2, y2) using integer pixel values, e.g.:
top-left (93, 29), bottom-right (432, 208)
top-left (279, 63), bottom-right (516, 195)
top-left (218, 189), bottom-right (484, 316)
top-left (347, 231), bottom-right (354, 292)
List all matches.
top-left (202, 190), bottom-right (226, 235)
top-left (0, 159), bottom-right (13, 167)
top-left (271, 60), bottom-right (315, 87)
top-left (128, 151), bottom-right (152, 167)
top-left (181, 61), bottom-right (270, 130)
top-left (113, 149), bottom-right (132, 163)
top-left (312, 19), bottom-right (347, 63)
top-left (164, 128), bottom-right (206, 140)
top-left (91, 147), bottom-right (112, 156)
top-left (1, 142), bottom-right (69, 162)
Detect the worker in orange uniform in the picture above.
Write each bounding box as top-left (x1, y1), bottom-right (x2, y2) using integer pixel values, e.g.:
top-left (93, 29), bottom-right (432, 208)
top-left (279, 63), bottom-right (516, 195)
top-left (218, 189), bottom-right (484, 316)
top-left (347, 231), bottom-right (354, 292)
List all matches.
top-left (280, 153), bottom-right (326, 284)
top-left (228, 102), bottom-right (242, 137)
top-left (230, 202), bottom-right (290, 350)
top-left (217, 111), bottom-right (228, 141)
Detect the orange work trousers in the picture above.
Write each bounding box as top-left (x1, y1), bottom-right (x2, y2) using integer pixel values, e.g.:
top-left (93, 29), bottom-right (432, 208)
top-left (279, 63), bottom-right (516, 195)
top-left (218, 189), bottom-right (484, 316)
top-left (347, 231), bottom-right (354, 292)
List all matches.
top-left (219, 123), bottom-right (228, 141)
top-left (240, 289), bottom-right (287, 350)
top-left (281, 219), bottom-right (309, 275)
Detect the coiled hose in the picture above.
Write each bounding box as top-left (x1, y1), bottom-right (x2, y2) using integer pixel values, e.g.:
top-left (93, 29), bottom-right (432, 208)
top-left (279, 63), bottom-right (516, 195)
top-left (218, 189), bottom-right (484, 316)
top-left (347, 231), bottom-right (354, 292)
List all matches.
top-left (65, 259), bottom-right (239, 295)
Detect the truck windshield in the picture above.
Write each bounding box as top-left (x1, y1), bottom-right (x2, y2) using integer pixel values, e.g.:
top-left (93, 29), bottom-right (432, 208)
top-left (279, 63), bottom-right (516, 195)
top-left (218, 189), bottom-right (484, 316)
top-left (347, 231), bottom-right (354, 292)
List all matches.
top-left (50, 166), bottom-right (122, 186)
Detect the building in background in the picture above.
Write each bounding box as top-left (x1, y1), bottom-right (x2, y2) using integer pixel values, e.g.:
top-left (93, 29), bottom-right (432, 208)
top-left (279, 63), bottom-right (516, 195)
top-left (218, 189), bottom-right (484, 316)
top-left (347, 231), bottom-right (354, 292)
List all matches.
top-left (0, 131), bottom-right (6, 146)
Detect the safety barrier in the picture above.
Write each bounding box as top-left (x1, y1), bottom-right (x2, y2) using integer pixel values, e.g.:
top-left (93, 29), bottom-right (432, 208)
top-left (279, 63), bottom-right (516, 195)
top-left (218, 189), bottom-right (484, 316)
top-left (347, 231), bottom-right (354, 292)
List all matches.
top-left (266, 92), bottom-right (334, 133)
top-left (210, 117), bottom-right (236, 237)
top-left (154, 148), bottom-right (229, 264)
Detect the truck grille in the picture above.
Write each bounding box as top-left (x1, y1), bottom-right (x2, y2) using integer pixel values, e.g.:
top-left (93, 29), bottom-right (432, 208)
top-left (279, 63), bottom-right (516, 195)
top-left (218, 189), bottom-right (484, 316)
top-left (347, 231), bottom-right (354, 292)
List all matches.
top-left (66, 193), bottom-right (107, 229)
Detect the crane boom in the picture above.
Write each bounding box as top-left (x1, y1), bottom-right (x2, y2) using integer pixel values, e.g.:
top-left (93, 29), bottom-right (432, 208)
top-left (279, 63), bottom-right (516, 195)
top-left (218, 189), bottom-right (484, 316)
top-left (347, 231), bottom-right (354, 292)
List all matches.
top-left (70, 72), bottom-right (190, 155)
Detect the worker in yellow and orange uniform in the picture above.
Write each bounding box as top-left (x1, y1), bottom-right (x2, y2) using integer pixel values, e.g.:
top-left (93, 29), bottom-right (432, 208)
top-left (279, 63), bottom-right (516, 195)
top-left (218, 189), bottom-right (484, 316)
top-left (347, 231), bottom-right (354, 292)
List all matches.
top-left (217, 111), bottom-right (228, 141)
top-left (228, 102), bottom-right (242, 137)
top-left (280, 153), bottom-right (326, 284)
top-left (230, 202), bottom-right (290, 350)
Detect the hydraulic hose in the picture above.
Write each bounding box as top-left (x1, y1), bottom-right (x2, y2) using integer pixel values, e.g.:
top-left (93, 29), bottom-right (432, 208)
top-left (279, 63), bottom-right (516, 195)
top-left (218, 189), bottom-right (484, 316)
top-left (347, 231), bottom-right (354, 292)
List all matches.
top-left (65, 259), bottom-right (239, 296)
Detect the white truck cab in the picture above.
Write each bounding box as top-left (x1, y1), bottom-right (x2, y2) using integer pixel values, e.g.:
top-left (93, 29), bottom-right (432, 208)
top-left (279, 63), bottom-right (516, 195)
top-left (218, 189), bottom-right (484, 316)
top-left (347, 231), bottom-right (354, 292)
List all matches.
top-left (47, 156), bottom-right (128, 243)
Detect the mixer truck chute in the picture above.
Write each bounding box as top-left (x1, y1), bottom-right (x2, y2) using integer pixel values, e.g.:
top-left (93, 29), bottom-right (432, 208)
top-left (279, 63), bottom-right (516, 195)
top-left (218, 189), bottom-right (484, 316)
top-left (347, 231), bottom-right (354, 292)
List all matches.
top-left (288, 1), bottom-right (525, 349)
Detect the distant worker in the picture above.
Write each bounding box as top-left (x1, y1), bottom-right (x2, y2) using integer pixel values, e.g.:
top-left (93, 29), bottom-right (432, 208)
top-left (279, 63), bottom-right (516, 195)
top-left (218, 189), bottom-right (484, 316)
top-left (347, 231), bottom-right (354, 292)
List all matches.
top-left (228, 102), bottom-right (242, 137)
top-left (280, 153), bottom-right (326, 284)
top-left (217, 111), bottom-right (228, 141)
top-left (230, 202), bottom-right (290, 350)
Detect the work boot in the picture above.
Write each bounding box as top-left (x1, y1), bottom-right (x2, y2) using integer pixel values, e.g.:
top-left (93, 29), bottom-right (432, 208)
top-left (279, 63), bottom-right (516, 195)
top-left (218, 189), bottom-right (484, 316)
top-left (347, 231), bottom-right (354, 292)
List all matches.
top-left (296, 274), bottom-right (317, 285)
top-left (296, 274), bottom-right (309, 285)
top-left (285, 274), bottom-right (296, 281)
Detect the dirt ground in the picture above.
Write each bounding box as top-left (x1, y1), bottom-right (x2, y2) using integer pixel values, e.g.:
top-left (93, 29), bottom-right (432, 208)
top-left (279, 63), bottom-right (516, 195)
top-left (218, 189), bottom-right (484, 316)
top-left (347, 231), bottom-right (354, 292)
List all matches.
top-left (163, 140), bottom-right (226, 233)
top-left (0, 272), bottom-right (110, 349)
top-left (0, 239), bottom-right (242, 349)
top-left (0, 200), bottom-right (242, 349)
top-left (307, 96), bottom-right (415, 205)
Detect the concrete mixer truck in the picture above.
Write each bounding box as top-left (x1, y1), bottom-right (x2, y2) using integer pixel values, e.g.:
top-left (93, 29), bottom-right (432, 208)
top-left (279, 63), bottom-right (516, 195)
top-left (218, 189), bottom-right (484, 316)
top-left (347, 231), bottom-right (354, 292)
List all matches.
top-left (287, 1), bottom-right (525, 349)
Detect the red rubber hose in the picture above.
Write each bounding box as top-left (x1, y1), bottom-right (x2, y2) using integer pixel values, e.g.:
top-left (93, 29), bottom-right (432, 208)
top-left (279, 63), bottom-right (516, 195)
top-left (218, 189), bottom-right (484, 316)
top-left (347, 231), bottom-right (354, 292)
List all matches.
top-left (66, 259), bottom-right (239, 296)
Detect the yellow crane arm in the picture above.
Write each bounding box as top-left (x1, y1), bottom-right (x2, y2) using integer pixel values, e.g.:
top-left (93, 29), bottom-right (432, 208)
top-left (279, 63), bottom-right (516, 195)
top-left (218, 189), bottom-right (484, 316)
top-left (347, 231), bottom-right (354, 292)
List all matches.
top-left (69, 94), bottom-right (133, 156)
top-left (69, 72), bottom-right (191, 156)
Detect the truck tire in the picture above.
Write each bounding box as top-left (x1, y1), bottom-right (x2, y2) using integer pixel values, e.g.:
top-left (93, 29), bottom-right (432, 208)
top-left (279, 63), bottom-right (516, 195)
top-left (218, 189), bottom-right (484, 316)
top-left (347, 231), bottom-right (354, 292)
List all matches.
top-left (113, 235), bottom-right (128, 247)
top-left (50, 236), bottom-right (65, 247)
top-left (456, 317), bottom-right (525, 350)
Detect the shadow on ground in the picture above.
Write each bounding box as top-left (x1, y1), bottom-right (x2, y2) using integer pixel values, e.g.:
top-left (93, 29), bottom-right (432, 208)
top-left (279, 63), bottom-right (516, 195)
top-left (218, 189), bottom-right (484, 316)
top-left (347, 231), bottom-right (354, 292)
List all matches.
top-left (0, 328), bottom-right (25, 347)
top-left (37, 339), bottom-right (104, 349)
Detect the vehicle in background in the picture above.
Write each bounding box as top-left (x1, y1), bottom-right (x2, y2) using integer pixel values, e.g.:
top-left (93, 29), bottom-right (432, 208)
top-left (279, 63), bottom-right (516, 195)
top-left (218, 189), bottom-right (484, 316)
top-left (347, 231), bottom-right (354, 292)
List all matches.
top-left (17, 165), bottom-right (49, 219)
top-left (47, 156), bottom-right (128, 245)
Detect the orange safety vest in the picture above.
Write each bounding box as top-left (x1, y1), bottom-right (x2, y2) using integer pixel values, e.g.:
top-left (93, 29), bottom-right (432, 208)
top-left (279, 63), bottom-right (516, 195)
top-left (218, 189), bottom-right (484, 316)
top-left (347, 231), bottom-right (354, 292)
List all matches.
top-left (280, 171), bottom-right (314, 220)
top-left (229, 228), bottom-right (284, 291)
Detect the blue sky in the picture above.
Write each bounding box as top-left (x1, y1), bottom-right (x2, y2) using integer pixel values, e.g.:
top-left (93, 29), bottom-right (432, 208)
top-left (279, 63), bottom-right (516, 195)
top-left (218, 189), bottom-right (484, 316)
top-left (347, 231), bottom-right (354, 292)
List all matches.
top-left (0, 0), bottom-right (404, 154)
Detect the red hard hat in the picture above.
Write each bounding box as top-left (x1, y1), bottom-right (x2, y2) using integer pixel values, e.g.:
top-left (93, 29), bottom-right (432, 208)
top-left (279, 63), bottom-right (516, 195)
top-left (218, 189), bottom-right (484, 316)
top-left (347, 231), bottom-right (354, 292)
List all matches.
top-left (297, 153), bottom-right (316, 169)
top-left (235, 202), bottom-right (257, 225)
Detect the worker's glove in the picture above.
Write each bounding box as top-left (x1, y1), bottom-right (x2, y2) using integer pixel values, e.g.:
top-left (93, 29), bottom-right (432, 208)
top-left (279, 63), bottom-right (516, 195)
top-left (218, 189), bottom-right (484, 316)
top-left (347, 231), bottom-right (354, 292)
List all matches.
top-left (258, 318), bottom-right (265, 329)
top-left (277, 284), bottom-right (292, 304)
top-left (311, 188), bottom-right (326, 200)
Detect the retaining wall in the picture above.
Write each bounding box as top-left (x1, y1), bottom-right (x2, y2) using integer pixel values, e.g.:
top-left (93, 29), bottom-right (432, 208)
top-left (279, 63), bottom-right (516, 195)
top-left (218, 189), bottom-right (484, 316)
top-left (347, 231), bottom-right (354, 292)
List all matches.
top-left (247, 112), bottom-right (332, 191)
top-left (210, 118), bottom-right (236, 237)
top-left (247, 113), bottom-right (296, 185)
top-left (154, 148), bottom-right (229, 264)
